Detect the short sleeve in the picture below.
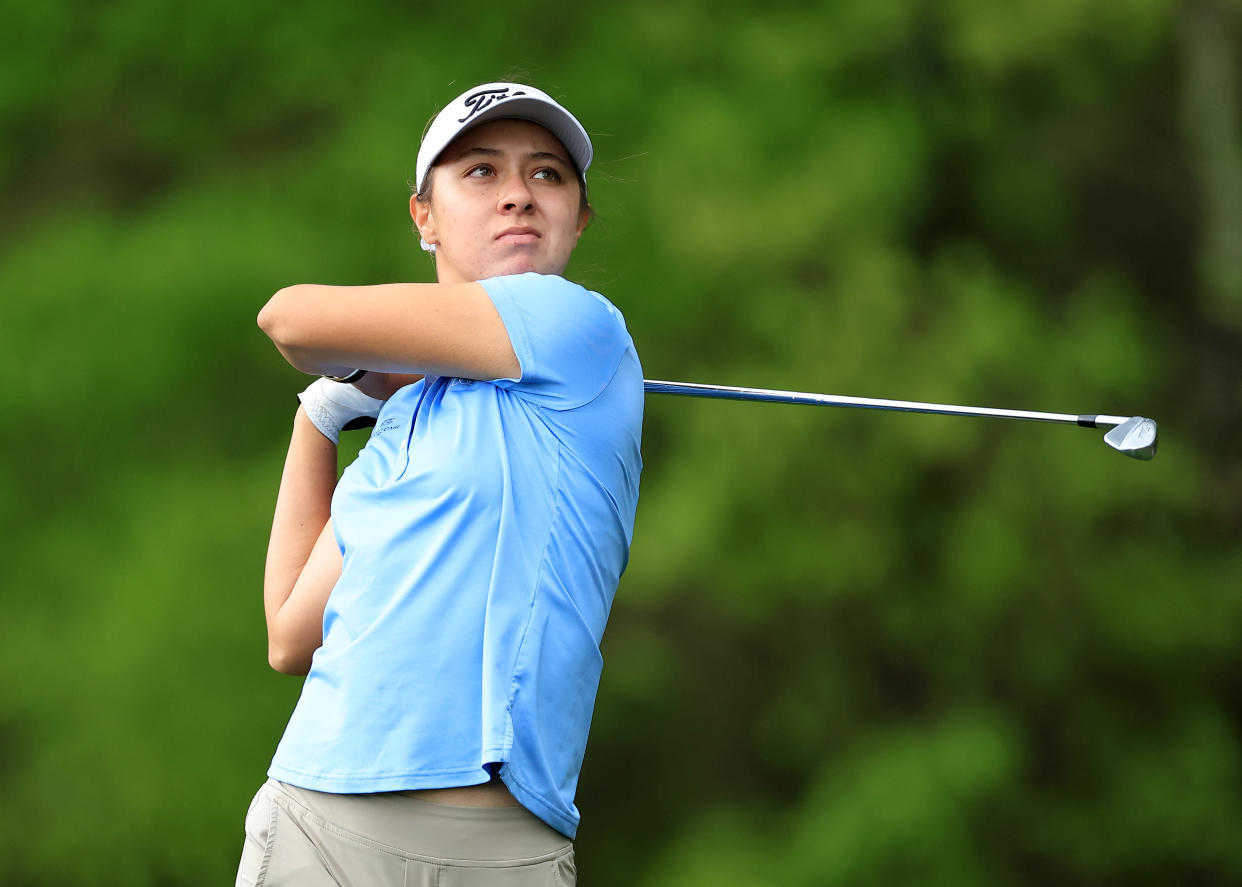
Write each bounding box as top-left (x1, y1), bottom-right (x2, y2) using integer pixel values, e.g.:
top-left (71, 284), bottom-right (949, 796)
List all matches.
top-left (480, 273), bottom-right (632, 411)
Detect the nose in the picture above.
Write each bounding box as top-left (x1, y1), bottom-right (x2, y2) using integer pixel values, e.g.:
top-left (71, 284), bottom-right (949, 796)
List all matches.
top-left (498, 172), bottom-right (534, 213)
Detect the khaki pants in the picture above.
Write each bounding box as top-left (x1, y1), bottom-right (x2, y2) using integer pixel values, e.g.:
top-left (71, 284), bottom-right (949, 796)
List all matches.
top-left (236, 779), bottom-right (576, 886)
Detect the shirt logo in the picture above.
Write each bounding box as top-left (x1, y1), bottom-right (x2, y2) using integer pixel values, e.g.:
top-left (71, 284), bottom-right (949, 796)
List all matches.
top-left (458, 87), bottom-right (527, 124)
top-left (372, 416), bottom-right (403, 437)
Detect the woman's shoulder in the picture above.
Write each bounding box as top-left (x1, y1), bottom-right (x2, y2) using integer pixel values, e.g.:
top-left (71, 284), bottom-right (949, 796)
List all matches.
top-left (484, 273), bottom-right (630, 332)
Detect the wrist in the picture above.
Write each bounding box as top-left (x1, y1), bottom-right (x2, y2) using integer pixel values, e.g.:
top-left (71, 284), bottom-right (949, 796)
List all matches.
top-left (323, 369), bottom-right (367, 384)
top-left (293, 405), bottom-right (336, 443)
top-left (296, 377), bottom-right (385, 445)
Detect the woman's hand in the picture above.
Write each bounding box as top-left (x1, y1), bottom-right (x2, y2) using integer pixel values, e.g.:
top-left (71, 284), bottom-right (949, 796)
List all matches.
top-left (352, 372), bottom-right (425, 401)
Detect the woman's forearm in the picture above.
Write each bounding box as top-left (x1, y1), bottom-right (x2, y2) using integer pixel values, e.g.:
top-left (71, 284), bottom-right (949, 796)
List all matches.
top-left (256, 282), bottom-right (519, 380)
top-left (263, 407), bottom-right (339, 667)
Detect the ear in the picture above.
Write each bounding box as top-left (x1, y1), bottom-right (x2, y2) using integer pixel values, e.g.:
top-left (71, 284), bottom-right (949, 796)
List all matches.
top-left (575, 204), bottom-right (592, 239)
top-left (410, 193), bottom-right (439, 247)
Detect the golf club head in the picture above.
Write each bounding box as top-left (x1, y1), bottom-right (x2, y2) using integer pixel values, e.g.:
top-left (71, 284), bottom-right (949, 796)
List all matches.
top-left (1103, 417), bottom-right (1158, 460)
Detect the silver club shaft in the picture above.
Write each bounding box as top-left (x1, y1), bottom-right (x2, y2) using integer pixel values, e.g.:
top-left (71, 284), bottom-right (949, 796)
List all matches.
top-left (643, 380), bottom-right (1131, 429)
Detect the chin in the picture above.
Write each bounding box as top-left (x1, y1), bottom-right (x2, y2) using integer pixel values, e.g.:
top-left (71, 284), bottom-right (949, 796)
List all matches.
top-left (490, 256), bottom-right (566, 279)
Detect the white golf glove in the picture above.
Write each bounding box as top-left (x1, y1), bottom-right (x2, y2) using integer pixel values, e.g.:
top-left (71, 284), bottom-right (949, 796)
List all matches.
top-left (297, 377), bottom-right (385, 444)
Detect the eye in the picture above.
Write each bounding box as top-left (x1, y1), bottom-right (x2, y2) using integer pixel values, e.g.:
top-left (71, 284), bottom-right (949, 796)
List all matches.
top-left (466, 164), bottom-right (494, 178)
top-left (533, 168), bottom-right (562, 182)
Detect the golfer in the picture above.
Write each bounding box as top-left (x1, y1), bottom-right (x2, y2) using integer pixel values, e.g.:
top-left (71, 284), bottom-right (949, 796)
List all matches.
top-left (237, 82), bottom-right (643, 886)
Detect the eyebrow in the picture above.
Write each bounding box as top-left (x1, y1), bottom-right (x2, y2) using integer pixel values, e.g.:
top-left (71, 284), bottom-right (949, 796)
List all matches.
top-left (452, 146), bottom-right (573, 167)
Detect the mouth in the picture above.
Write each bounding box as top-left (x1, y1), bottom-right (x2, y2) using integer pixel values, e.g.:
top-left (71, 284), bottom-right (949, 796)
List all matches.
top-left (495, 227), bottom-right (541, 244)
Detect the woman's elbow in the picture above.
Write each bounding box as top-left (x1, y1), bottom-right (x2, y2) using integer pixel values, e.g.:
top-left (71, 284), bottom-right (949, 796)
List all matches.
top-left (267, 638), bottom-right (314, 676)
top-left (268, 648), bottom-right (311, 676)
top-left (258, 287), bottom-right (320, 373)
top-left (257, 287), bottom-right (297, 345)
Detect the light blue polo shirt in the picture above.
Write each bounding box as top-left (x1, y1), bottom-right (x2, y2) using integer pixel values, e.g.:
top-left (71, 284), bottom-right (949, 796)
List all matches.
top-left (268, 273), bottom-right (643, 838)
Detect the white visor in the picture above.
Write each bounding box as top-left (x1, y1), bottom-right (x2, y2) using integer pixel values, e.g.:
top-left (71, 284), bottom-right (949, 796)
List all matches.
top-left (415, 82), bottom-right (592, 197)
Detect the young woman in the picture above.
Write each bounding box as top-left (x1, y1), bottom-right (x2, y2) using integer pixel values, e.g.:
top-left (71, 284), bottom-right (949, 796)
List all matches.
top-left (237, 82), bottom-right (643, 887)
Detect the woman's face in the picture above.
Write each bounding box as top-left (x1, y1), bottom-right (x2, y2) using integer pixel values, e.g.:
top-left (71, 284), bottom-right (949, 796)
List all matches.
top-left (412, 119), bottom-right (590, 284)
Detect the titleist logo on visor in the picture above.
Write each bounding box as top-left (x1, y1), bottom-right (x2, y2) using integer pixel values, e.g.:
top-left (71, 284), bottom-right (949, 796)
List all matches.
top-left (457, 87), bottom-right (528, 123)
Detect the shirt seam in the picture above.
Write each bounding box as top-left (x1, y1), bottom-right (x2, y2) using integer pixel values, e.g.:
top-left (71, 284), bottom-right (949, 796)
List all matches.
top-left (503, 439), bottom-right (563, 734)
top-left (269, 763), bottom-right (491, 782)
top-left (501, 767), bottom-right (578, 837)
top-left (487, 273), bottom-right (631, 412)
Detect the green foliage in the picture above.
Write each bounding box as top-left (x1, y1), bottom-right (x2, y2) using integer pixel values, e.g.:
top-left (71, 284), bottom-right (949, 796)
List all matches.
top-left (3, 0), bottom-right (1240, 884)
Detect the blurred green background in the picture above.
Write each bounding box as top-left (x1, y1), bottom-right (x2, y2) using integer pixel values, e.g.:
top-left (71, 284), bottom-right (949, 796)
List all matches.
top-left (3, 0), bottom-right (1241, 883)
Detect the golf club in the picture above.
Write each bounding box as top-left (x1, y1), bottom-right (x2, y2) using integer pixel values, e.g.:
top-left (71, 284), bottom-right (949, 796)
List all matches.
top-left (644, 380), bottom-right (1158, 460)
